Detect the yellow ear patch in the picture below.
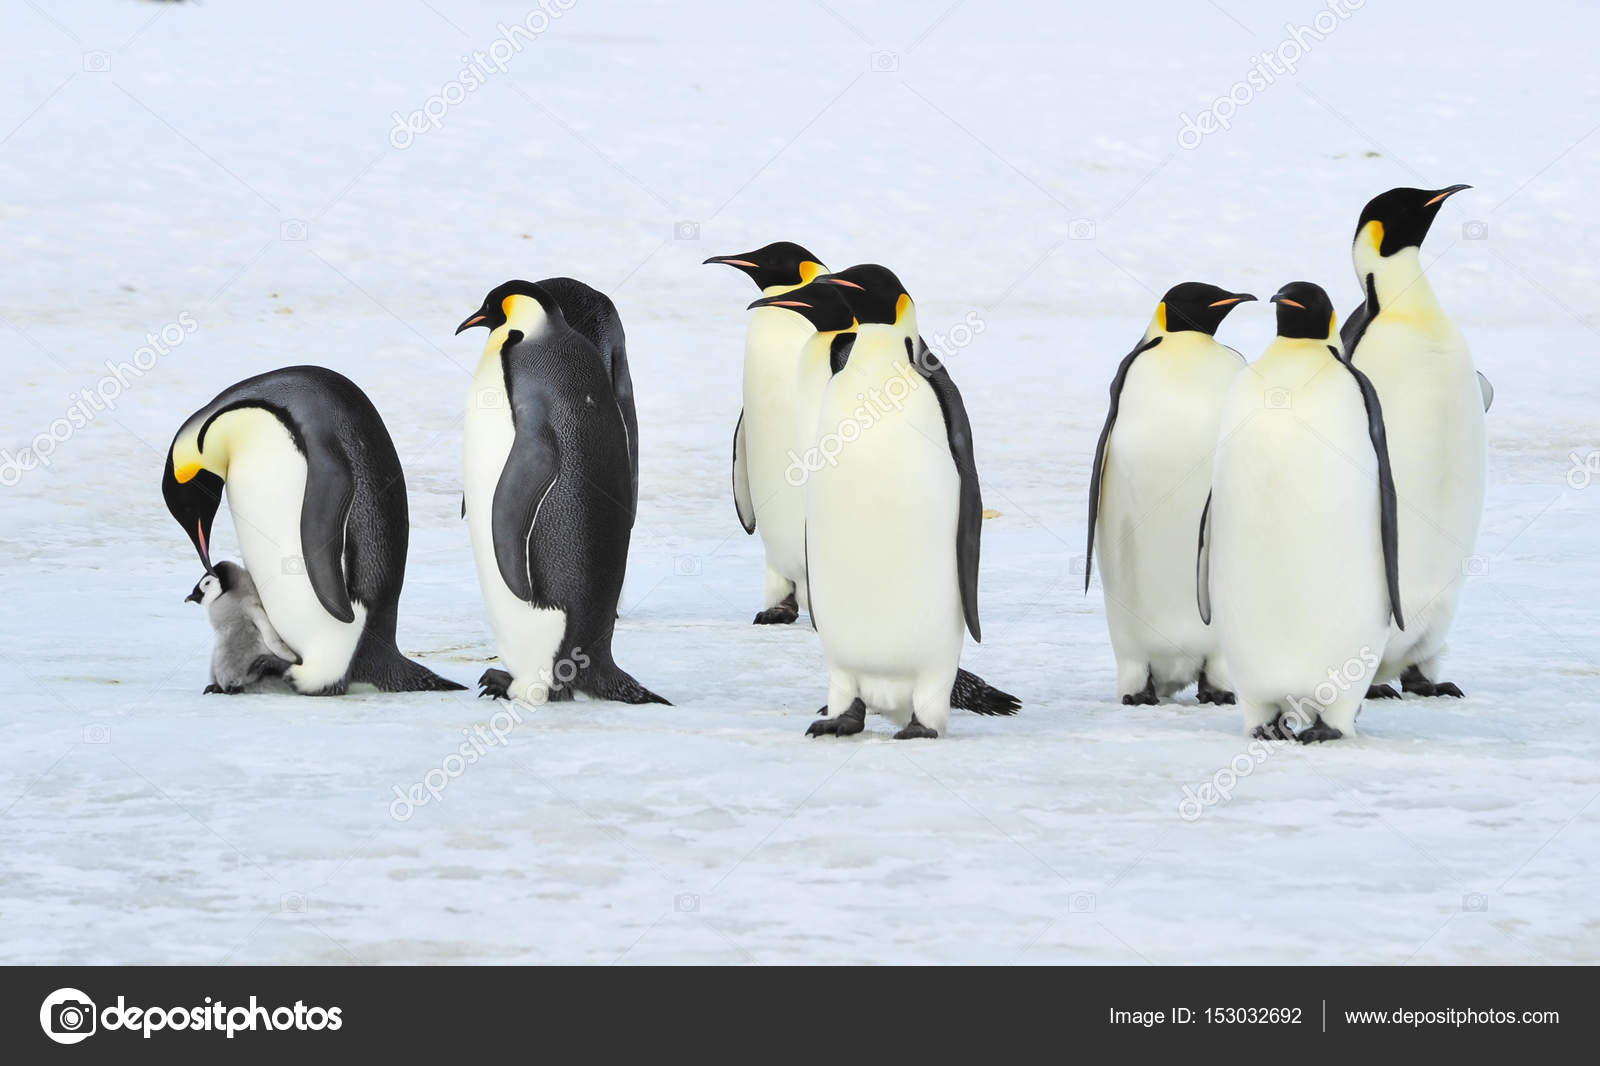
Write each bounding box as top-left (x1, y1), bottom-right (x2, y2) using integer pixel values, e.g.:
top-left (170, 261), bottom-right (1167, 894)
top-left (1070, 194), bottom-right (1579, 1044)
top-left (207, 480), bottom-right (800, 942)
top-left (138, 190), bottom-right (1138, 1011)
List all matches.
top-left (1367, 220), bottom-right (1384, 254)
top-left (174, 462), bottom-right (202, 484)
top-left (895, 293), bottom-right (911, 323)
top-left (1156, 302), bottom-right (1168, 332)
top-left (1329, 310), bottom-right (1338, 337)
top-left (798, 261), bottom-right (822, 284)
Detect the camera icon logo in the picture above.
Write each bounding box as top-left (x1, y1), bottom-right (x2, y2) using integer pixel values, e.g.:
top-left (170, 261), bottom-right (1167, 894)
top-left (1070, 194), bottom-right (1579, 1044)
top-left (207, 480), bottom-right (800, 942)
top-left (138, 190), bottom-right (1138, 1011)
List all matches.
top-left (1069, 892), bottom-right (1096, 914)
top-left (1462, 892), bottom-right (1489, 912)
top-left (1462, 220), bottom-right (1488, 241)
top-left (1067, 554), bottom-right (1089, 579)
top-left (869, 50), bottom-right (900, 72)
top-left (40, 987), bottom-right (97, 1045)
top-left (281, 892), bottom-right (307, 914)
top-left (673, 221), bottom-right (700, 241)
top-left (675, 893), bottom-right (700, 913)
top-left (672, 554), bottom-right (700, 577)
top-left (280, 219), bottom-right (308, 241)
top-left (83, 724), bottom-right (110, 744)
top-left (83, 51), bottom-right (111, 73)
top-left (1461, 555), bottom-right (1488, 577)
top-left (1068, 218), bottom-right (1096, 240)
top-left (282, 555), bottom-right (306, 575)
top-left (1264, 387), bottom-right (1292, 410)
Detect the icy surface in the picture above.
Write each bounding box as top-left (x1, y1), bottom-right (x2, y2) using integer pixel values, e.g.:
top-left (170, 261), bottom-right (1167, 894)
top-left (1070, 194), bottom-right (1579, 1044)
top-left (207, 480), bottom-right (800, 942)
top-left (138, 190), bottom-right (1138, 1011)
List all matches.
top-left (1, 0), bottom-right (1596, 964)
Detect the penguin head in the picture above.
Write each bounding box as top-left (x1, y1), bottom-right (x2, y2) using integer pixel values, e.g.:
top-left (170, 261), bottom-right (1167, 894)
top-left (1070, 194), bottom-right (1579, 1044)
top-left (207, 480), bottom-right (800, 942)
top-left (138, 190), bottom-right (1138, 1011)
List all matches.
top-left (813, 265), bottom-right (914, 330)
top-left (703, 242), bottom-right (826, 292)
top-left (186, 571), bottom-right (222, 605)
top-left (1353, 184), bottom-right (1471, 259)
top-left (1154, 283), bottom-right (1257, 336)
top-left (455, 280), bottom-right (561, 336)
top-left (746, 280), bottom-right (858, 333)
top-left (163, 435), bottom-right (224, 575)
top-left (1270, 282), bottom-right (1338, 342)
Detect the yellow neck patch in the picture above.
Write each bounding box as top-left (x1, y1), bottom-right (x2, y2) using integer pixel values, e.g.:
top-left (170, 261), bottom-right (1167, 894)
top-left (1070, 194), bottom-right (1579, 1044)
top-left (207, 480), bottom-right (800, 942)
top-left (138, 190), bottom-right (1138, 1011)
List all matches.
top-left (798, 261), bottom-right (823, 284)
top-left (1365, 220), bottom-right (1384, 255)
top-left (894, 293), bottom-right (911, 323)
top-left (1155, 302), bottom-right (1168, 333)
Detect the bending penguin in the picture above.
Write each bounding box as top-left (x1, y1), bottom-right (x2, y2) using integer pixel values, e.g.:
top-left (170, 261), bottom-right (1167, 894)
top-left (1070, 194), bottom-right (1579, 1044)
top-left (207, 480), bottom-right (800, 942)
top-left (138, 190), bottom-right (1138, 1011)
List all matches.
top-left (457, 280), bottom-right (669, 706)
top-left (746, 280), bottom-right (1020, 720)
top-left (1199, 282), bottom-right (1403, 743)
top-left (163, 366), bottom-right (464, 694)
top-left (1086, 283), bottom-right (1254, 706)
top-left (705, 241), bottom-right (829, 624)
top-left (1341, 185), bottom-right (1486, 699)
top-left (801, 265), bottom-right (1000, 740)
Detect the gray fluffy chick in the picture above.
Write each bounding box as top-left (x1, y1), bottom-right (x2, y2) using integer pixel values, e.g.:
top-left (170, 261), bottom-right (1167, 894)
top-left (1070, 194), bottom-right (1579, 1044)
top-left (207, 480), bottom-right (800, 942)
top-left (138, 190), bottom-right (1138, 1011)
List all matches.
top-left (186, 560), bottom-right (302, 694)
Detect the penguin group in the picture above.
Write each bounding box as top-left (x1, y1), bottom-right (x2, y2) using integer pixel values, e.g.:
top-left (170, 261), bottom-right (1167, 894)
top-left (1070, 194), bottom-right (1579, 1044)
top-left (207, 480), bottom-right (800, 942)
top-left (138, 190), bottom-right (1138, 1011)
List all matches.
top-left (1089, 185), bottom-right (1488, 742)
top-left (160, 183), bottom-right (1486, 745)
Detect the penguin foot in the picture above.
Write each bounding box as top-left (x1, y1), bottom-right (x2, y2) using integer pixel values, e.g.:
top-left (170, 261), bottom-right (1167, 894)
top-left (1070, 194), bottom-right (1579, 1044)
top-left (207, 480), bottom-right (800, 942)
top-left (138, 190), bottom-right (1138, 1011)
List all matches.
top-left (893, 715), bottom-right (940, 740)
top-left (1366, 683), bottom-right (1402, 700)
top-left (806, 699), bottom-right (866, 738)
top-left (1400, 666), bottom-right (1463, 698)
top-left (1121, 670), bottom-right (1159, 705)
top-left (477, 668), bottom-right (514, 701)
top-left (203, 683), bottom-right (223, 695)
top-left (1295, 717), bottom-right (1345, 744)
top-left (753, 593), bottom-right (799, 626)
top-left (1196, 671), bottom-right (1236, 705)
top-left (1250, 712), bottom-right (1294, 742)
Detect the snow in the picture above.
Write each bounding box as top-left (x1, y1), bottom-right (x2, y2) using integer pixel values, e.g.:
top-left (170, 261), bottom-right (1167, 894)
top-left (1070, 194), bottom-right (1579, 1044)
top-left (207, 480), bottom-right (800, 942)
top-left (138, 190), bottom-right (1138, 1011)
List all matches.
top-left (2, 0), bottom-right (1597, 964)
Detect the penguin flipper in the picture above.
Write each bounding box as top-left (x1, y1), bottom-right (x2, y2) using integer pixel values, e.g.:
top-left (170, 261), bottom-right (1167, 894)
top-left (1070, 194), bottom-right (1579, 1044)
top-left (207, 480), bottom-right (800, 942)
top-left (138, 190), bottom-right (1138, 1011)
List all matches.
top-left (492, 420), bottom-right (561, 605)
top-left (1477, 370), bottom-right (1494, 412)
top-left (1086, 335), bottom-right (1161, 593)
top-left (921, 360), bottom-right (984, 642)
top-left (300, 441), bottom-right (356, 624)
top-left (1344, 361), bottom-right (1405, 631)
top-left (732, 409), bottom-right (756, 534)
top-left (1196, 490), bottom-right (1213, 625)
top-left (243, 599), bottom-right (301, 665)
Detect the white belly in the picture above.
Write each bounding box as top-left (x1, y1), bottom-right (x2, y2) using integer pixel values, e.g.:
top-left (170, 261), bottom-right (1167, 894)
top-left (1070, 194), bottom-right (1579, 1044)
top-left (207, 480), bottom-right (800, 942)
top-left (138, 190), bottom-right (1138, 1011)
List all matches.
top-left (741, 306), bottom-right (818, 584)
top-left (1209, 346), bottom-right (1388, 725)
top-left (1097, 337), bottom-right (1236, 691)
top-left (1353, 319), bottom-right (1486, 675)
top-left (805, 345), bottom-right (964, 716)
top-left (221, 413), bottom-right (366, 693)
top-left (464, 353), bottom-right (566, 701)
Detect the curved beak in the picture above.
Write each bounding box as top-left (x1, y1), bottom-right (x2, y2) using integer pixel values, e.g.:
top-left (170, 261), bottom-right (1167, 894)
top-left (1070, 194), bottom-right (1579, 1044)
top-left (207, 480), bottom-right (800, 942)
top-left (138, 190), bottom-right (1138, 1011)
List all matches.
top-left (747, 294), bottom-right (813, 312)
top-left (704, 254), bottom-right (760, 269)
top-left (1424, 184), bottom-right (1472, 207)
top-left (1208, 293), bottom-right (1257, 308)
top-left (455, 312), bottom-right (488, 335)
top-left (1270, 291), bottom-right (1304, 309)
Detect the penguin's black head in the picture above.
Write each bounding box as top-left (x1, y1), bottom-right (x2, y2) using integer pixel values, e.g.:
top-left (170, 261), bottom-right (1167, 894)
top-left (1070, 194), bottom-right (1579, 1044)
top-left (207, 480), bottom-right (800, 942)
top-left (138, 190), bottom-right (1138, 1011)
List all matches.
top-left (163, 441), bottom-right (223, 575)
top-left (455, 280), bottom-right (557, 334)
top-left (1354, 185), bottom-right (1471, 256)
top-left (1270, 282), bottom-right (1338, 341)
top-left (1158, 282), bottom-right (1257, 335)
top-left (814, 264), bottom-right (912, 327)
top-left (746, 280), bottom-right (858, 333)
top-left (703, 242), bottom-right (826, 291)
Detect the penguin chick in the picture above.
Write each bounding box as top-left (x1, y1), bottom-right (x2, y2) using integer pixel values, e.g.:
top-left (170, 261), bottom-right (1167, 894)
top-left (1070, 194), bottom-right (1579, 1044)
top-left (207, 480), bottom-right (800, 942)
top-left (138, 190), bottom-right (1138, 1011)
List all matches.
top-left (186, 560), bottom-right (302, 694)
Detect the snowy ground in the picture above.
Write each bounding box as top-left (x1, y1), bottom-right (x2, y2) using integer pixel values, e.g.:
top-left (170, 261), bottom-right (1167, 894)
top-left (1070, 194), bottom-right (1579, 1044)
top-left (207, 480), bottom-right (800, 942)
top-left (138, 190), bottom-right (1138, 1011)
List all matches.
top-left (2, 0), bottom-right (1597, 964)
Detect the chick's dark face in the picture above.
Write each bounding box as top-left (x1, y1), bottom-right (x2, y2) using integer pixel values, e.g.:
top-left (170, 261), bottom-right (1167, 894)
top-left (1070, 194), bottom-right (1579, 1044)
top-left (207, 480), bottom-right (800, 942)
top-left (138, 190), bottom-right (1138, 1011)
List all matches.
top-left (1355, 185), bottom-right (1471, 256)
top-left (1158, 282), bottom-right (1257, 335)
top-left (814, 264), bottom-right (911, 326)
top-left (703, 241), bottom-right (826, 291)
top-left (1270, 281), bottom-right (1337, 341)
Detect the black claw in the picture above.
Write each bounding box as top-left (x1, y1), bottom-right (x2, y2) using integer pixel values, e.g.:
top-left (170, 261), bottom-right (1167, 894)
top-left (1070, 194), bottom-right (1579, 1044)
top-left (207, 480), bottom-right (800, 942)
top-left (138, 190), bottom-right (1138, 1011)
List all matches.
top-left (1366, 683), bottom-right (1402, 699)
top-left (753, 592), bottom-right (799, 625)
top-left (1296, 717), bottom-right (1345, 744)
top-left (203, 683), bottom-right (223, 695)
top-left (1432, 681), bottom-right (1464, 698)
top-left (1121, 669), bottom-right (1159, 705)
top-left (478, 668), bottom-right (514, 701)
top-left (1250, 711), bottom-right (1294, 741)
top-left (807, 699), bottom-right (866, 738)
top-left (1196, 669), bottom-right (1235, 705)
top-left (893, 714), bottom-right (939, 740)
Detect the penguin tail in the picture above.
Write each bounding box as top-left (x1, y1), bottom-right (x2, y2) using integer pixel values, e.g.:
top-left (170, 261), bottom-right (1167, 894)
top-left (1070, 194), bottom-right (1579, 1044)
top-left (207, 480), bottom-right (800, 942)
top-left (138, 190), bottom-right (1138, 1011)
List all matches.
top-left (580, 660), bottom-right (671, 706)
top-left (355, 636), bottom-right (466, 692)
top-left (952, 668), bottom-right (1021, 716)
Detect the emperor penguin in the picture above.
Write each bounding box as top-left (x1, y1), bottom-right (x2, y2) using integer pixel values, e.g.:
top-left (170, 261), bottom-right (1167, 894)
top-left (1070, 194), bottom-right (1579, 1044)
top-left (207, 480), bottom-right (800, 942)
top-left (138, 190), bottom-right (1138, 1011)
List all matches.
top-left (799, 265), bottom-right (992, 740)
top-left (1199, 282), bottom-right (1403, 743)
top-left (704, 241), bottom-right (829, 624)
top-left (1086, 283), bottom-right (1255, 706)
top-left (456, 280), bottom-right (669, 706)
top-left (186, 560), bottom-right (300, 694)
top-left (163, 366), bottom-right (464, 694)
top-left (746, 282), bottom-right (1021, 720)
top-left (1341, 185), bottom-right (1486, 699)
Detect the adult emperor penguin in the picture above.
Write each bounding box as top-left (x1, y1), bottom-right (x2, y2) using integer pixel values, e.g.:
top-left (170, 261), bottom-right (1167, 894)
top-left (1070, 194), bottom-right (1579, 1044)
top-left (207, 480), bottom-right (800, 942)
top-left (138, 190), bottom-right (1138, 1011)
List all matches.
top-left (1086, 283), bottom-right (1255, 706)
top-left (800, 265), bottom-right (993, 740)
top-left (1199, 282), bottom-right (1402, 743)
top-left (746, 282), bottom-right (1021, 720)
top-left (704, 241), bottom-right (828, 624)
top-left (1341, 185), bottom-right (1485, 699)
top-left (456, 280), bottom-right (668, 705)
top-left (162, 366), bottom-right (464, 694)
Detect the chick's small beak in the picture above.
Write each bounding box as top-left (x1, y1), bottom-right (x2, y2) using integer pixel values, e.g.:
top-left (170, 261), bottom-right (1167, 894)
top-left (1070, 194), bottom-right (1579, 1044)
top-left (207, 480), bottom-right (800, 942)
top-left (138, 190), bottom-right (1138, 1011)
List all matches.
top-left (185, 588), bottom-right (203, 604)
top-left (455, 312), bottom-right (488, 335)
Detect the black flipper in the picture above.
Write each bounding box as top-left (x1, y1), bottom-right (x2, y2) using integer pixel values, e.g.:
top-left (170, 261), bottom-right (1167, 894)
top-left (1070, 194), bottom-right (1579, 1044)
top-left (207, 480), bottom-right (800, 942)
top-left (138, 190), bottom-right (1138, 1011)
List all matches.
top-left (1196, 490), bottom-right (1214, 625)
top-left (1339, 272), bottom-right (1379, 359)
top-left (492, 353), bottom-right (562, 605)
top-left (1342, 360), bottom-right (1405, 631)
top-left (828, 333), bottom-right (856, 374)
top-left (919, 357), bottom-right (985, 642)
top-left (1085, 335), bottom-right (1163, 593)
top-left (299, 436), bottom-right (356, 624)
top-left (732, 409), bottom-right (756, 534)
